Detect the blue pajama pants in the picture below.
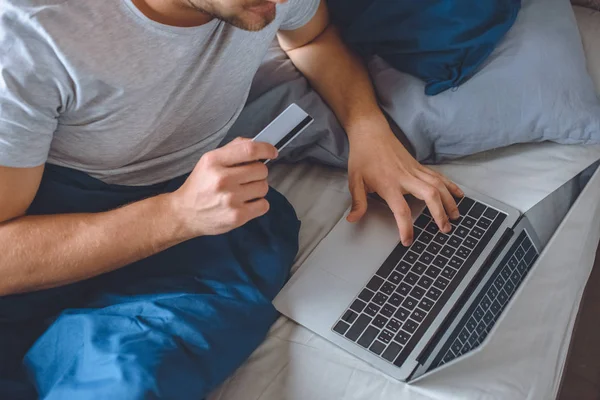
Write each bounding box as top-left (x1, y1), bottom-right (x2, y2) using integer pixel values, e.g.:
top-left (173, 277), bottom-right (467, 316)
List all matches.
top-left (0, 165), bottom-right (300, 399)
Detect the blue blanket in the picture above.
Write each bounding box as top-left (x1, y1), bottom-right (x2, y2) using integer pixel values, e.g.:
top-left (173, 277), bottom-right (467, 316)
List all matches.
top-left (0, 165), bottom-right (300, 399)
top-left (327, 0), bottom-right (521, 95)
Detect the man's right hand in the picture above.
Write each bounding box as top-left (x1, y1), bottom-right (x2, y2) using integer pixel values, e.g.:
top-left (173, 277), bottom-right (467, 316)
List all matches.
top-left (171, 137), bottom-right (278, 237)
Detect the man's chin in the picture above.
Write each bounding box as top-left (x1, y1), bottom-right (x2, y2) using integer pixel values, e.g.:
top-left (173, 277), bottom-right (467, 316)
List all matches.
top-left (228, 10), bottom-right (276, 31)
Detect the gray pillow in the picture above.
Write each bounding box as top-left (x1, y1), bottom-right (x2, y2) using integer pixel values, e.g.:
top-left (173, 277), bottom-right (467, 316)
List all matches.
top-left (370, 0), bottom-right (600, 162)
top-left (228, 0), bottom-right (600, 164)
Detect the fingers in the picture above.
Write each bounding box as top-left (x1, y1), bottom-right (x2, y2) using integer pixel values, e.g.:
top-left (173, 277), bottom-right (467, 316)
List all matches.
top-left (240, 180), bottom-right (270, 202)
top-left (416, 170), bottom-right (459, 221)
top-left (243, 198), bottom-right (270, 220)
top-left (381, 189), bottom-right (414, 247)
top-left (347, 175), bottom-right (368, 223)
top-left (421, 167), bottom-right (464, 199)
top-left (210, 139), bottom-right (278, 167)
top-left (228, 162), bottom-right (269, 184)
top-left (407, 178), bottom-right (451, 234)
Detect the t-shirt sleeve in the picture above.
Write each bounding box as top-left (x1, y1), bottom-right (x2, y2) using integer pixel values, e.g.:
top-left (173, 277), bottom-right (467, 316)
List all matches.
top-left (0, 8), bottom-right (69, 168)
top-left (279, 0), bottom-right (321, 31)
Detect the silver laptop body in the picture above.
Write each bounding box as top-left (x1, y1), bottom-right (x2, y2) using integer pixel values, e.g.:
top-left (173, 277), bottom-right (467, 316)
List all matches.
top-left (273, 185), bottom-right (542, 382)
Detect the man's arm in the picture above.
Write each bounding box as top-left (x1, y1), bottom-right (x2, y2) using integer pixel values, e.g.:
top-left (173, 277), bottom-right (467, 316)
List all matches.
top-left (0, 139), bottom-right (276, 296)
top-left (277, 1), bottom-right (463, 246)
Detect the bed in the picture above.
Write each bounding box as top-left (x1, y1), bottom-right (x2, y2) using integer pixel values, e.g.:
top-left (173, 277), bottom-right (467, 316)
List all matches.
top-left (208, 6), bottom-right (600, 400)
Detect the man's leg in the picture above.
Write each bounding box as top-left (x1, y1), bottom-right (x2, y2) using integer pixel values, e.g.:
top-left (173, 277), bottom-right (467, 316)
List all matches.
top-left (24, 188), bottom-right (300, 400)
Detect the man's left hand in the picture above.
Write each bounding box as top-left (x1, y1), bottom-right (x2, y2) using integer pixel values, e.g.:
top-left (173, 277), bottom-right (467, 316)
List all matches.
top-left (346, 121), bottom-right (464, 247)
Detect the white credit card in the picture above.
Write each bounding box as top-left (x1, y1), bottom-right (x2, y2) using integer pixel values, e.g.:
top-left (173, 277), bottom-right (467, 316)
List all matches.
top-left (252, 103), bottom-right (314, 164)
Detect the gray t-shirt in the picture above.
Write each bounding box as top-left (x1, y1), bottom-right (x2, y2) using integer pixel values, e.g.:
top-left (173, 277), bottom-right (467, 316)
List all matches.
top-left (0, 0), bottom-right (319, 185)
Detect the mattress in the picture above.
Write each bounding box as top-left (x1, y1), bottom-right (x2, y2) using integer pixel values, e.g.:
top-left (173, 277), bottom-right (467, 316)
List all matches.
top-left (208, 8), bottom-right (600, 400)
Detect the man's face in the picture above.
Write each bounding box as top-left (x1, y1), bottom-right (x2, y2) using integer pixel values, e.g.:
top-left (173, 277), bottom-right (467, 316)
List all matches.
top-left (186, 0), bottom-right (285, 31)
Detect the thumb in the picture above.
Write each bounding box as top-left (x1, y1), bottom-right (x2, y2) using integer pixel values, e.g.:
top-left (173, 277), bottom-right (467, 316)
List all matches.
top-left (347, 176), bottom-right (368, 223)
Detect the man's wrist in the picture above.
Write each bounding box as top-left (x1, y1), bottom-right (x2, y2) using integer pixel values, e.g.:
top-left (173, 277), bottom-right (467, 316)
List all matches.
top-left (343, 110), bottom-right (394, 140)
top-left (154, 192), bottom-right (196, 244)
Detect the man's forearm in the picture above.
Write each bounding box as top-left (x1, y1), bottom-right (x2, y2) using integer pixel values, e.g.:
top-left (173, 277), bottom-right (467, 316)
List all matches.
top-left (283, 25), bottom-right (388, 136)
top-left (0, 193), bottom-right (188, 296)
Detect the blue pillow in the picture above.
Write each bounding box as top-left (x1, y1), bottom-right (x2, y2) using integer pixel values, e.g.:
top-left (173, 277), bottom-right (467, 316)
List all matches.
top-left (327, 0), bottom-right (521, 95)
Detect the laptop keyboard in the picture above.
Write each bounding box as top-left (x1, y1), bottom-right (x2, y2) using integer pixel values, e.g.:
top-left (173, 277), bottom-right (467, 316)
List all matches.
top-left (430, 230), bottom-right (539, 369)
top-left (332, 197), bottom-right (506, 367)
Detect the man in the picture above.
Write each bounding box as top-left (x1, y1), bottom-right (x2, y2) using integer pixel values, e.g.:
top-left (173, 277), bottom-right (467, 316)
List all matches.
top-left (0, 0), bottom-right (462, 398)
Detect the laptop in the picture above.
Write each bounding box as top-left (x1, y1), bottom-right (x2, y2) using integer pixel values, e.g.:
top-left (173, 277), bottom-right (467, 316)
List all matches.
top-left (273, 186), bottom-right (543, 382)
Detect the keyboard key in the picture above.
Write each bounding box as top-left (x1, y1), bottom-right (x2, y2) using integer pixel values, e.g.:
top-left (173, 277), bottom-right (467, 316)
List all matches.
top-left (470, 227), bottom-right (485, 240)
top-left (409, 286), bottom-right (425, 300)
top-left (402, 296), bottom-right (419, 310)
top-left (403, 319), bottom-right (418, 334)
top-left (367, 276), bottom-right (384, 292)
top-left (345, 314), bottom-right (372, 341)
top-left (405, 251), bottom-right (419, 264)
top-left (376, 261), bottom-right (395, 279)
top-left (487, 284), bottom-right (498, 299)
top-left (419, 297), bottom-right (435, 311)
top-left (474, 306), bottom-right (485, 320)
top-left (443, 351), bottom-right (456, 363)
top-left (463, 236), bottom-right (478, 249)
top-left (378, 329), bottom-right (395, 344)
top-left (468, 333), bottom-right (479, 347)
top-left (412, 262), bottom-right (428, 275)
top-left (441, 266), bottom-right (457, 280)
top-left (434, 277), bottom-right (450, 291)
top-left (396, 282), bottom-right (411, 296)
top-left (418, 252), bottom-right (435, 265)
top-left (500, 267), bottom-right (511, 281)
top-left (373, 293), bottom-right (389, 306)
top-left (396, 261), bottom-right (411, 274)
top-left (382, 342), bottom-right (403, 362)
top-left (358, 326), bottom-right (380, 348)
top-left (333, 320), bottom-right (350, 335)
top-left (440, 246), bottom-right (455, 259)
top-left (394, 307), bottom-right (410, 321)
top-left (382, 304), bottom-right (396, 318)
top-left (412, 241), bottom-right (427, 254)
top-left (462, 216), bottom-right (477, 229)
top-left (466, 317), bottom-right (477, 332)
top-left (342, 310), bottom-right (358, 324)
top-left (504, 279), bottom-right (515, 294)
top-left (508, 256), bottom-right (519, 270)
top-left (515, 246), bottom-right (525, 260)
top-left (448, 236), bottom-right (463, 248)
top-left (451, 340), bottom-right (463, 354)
top-left (434, 233), bottom-right (449, 245)
top-left (373, 314), bottom-right (389, 328)
top-left (483, 207), bottom-right (499, 220)
top-left (510, 270), bottom-right (521, 285)
top-left (365, 303), bottom-right (380, 317)
top-left (490, 300), bottom-right (502, 316)
top-left (483, 311), bottom-right (494, 325)
top-left (386, 318), bottom-right (402, 333)
top-left (425, 265), bottom-right (442, 279)
top-left (456, 246), bottom-right (471, 259)
top-left (521, 237), bottom-right (532, 252)
top-left (405, 272), bottom-right (419, 286)
top-left (459, 328), bottom-right (470, 343)
top-left (358, 289), bottom-right (374, 303)
top-left (350, 299), bottom-right (366, 313)
top-left (517, 260), bottom-right (528, 275)
top-left (417, 275), bottom-right (434, 289)
top-left (419, 231), bottom-right (433, 243)
top-left (426, 242), bottom-right (442, 255)
top-left (394, 330), bottom-right (411, 345)
top-left (369, 340), bottom-right (386, 355)
top-left (475, 322), bottom-right (486, 335)
top-left (455, 226), bottom-right (470, 238)
top-left (458, 197), bottom-right (475, 215)
top-left (389, 293), bottom-right (404, 307)
top-left (381, 282), bottom-right (396, 295)
top-left (411, 308), bottom-right (426, 323)
top-left (524, 248), bottom-right (537, 264)
top-left (476, 217), bottom-right (492, 229)
top-left (426, 286), bottom-right (443, 300)
top-left (449, 256), bottom-right (464, 269)
top-left (480, 295), bottom-right (492, 310)
top-left (497, 289), bottom-right (508, 305)
top-left (433, 255), bottom-right (449, 268)
top-left (425, 222), bottom-right (439, 234)
top-left (388, 271), bottom-right (403, 285)
top-left (468, 202), bottom-right (486, 219)
top-left (414, 214), bottom-right (431, 229)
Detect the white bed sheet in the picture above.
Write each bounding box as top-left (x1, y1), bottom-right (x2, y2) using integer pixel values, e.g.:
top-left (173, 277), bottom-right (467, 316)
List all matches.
top-left (209, 142), bottom-right (600, 400)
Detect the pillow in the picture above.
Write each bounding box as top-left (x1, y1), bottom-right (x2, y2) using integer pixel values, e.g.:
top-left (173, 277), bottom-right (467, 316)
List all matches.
top-left (369, 0), bottom-right (600, 162)
top-left (327, 0), bottom-right (521, 95)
